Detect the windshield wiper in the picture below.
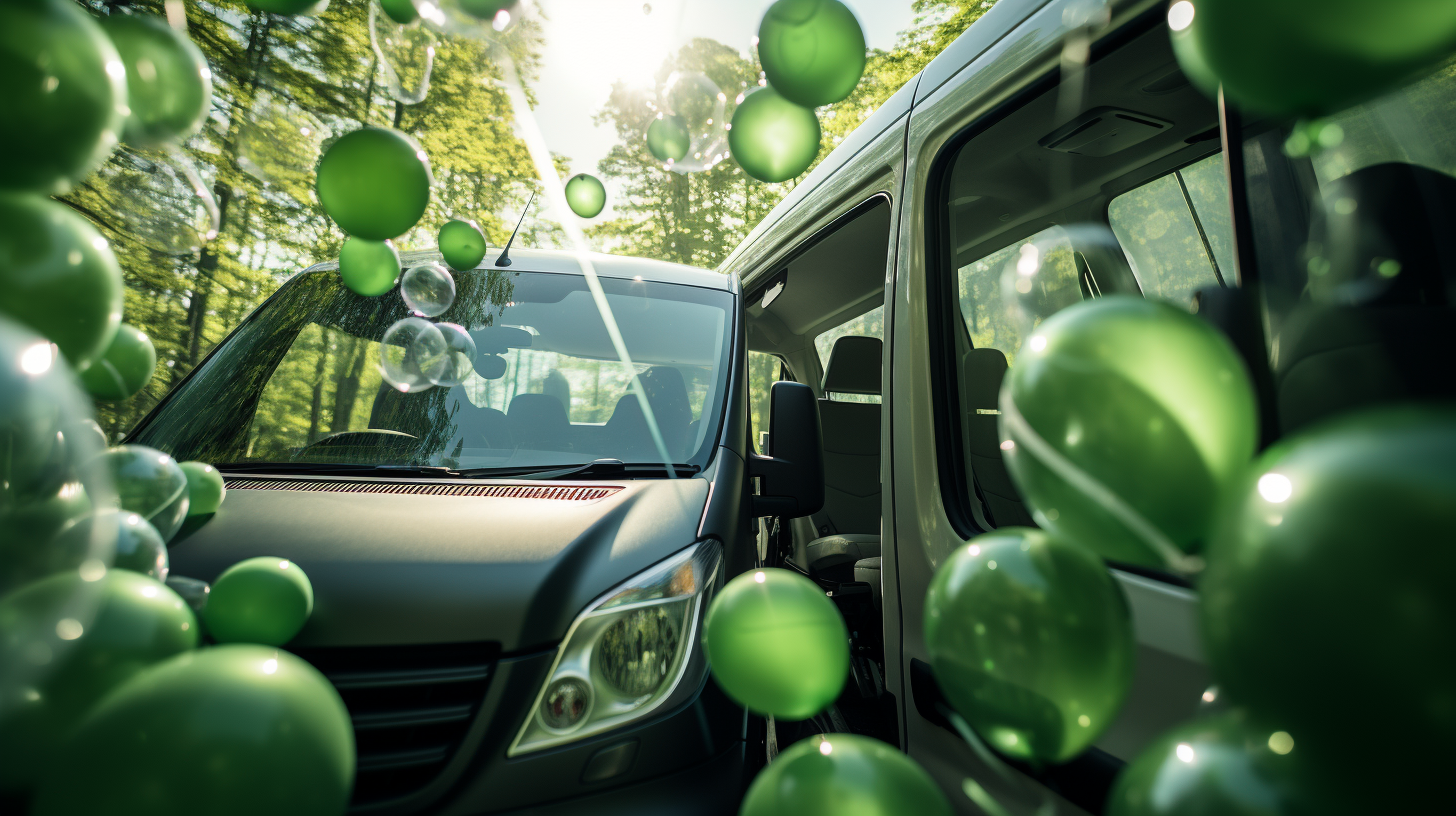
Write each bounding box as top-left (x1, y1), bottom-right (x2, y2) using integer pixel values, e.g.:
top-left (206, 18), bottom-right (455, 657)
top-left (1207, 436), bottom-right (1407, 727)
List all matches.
top-left (454, 459), bottom-right (700, 480)
top-left (215, 462), bottom-right (460, 478)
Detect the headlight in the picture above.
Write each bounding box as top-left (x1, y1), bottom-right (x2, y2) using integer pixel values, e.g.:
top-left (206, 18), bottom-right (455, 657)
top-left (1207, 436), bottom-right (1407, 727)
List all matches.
top-left (508, 540), bottom-right (722, 755)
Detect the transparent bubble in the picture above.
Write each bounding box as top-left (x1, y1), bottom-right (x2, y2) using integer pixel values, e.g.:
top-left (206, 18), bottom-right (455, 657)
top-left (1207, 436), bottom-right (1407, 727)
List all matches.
top-left (661, 72), bottom-right (730, 174)
top-left (237, 89), bottom-right (330, 188)
top-left (52, 511), bottom-right (168, 582)
top-left (379, 317), bottom-right (448, 393)
top-left (1001, 223), bottom-right (1139, 333)
top-left (401, 262), bottom-right (456, 317)
top-left (95, 145), bottom-right (219, 258)
top-left (431, 322), bottom-right (477, 387)
top-left (97, 445), bottom-right (190, 544)
top-left (370, 2), bottom-right (436, 106)
top-left (416, 0), bottom-right (520, 41)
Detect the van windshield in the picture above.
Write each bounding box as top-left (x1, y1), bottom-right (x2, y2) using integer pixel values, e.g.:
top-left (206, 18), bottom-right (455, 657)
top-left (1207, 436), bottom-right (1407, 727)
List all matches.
top-left (131, 265), bottom-right (735, 473)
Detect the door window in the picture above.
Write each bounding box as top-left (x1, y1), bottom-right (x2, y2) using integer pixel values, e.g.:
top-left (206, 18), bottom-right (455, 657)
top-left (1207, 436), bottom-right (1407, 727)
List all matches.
top-left (747, 350), bottom-right (786, 453)
top-left (1108, 153), bottom-right (1233, 308)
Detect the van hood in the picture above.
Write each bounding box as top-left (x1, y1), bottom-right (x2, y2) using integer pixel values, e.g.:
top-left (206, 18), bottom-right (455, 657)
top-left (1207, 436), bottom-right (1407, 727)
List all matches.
top-left (165, 476), bottom-right (711, 652)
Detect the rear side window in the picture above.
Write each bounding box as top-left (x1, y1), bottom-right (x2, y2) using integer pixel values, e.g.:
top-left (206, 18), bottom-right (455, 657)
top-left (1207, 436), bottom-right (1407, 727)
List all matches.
top-left (955, 225), bottom-right (1077, 362)
top-left (1108, 153), bottom-right (1233, 307)
top-left (747, 350), bottom-right (786, 453)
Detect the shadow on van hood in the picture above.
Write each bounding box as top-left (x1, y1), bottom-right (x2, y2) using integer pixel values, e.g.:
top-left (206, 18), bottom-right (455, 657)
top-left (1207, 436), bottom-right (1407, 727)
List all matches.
top-left (165, 476), bottom-right (710, 652)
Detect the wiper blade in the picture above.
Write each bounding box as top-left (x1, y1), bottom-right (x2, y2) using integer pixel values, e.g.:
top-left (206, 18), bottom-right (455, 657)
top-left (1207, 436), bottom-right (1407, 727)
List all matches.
top-left (454, 460), bottom-right (700, 480)
top-left (215, 462), bottom-right (460, 478)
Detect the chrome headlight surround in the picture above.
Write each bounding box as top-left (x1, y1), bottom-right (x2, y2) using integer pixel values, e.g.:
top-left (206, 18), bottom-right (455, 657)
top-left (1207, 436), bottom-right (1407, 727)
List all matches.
top-left (508, 540), bottom-right (723, 756)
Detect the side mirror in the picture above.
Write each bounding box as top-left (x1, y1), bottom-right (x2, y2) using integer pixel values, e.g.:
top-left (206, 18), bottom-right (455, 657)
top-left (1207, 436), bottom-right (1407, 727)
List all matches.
top-left (750, 382), bottom-right (824, 518)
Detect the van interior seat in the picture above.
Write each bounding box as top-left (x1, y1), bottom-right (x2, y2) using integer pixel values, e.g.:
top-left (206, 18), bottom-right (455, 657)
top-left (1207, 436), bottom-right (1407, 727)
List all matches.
top-left (805, 335), bottom-right (882, 579)
top-left (508, 393), bottom-right (572, 451)
top-left (962, 347), bottom-right (1035, 527)
top-left (601, 366), bottom-right (692, 461)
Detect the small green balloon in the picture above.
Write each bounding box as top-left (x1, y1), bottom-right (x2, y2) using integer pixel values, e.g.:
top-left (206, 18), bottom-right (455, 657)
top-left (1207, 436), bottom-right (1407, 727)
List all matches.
top-left (32, 645), bottom-right (354, 816)
top-left (79, 323), bottom-right (156, 401)
top-left (316, 127), bottom-right (433, 240)
top-left (1201, 407), bottom-right (1456, 815)
top-left (728, 88), bottom-right (821, 183)
top-left (1188, 0), bottom-right (1456, 117)
top-left (758, 0), bottom-right (867, 108)
top-left (101, 12), bottom-right (212, 148)
top-left (646, 114), bottom-right (691, 162)
top-left (244, 0), bottom-right (330, 15)
top-left (924, 528), bottom-right (1135, 763)
top-left (741, 733), bottom-right (953, 816)
top-left (702, 568), bottom-right (847, 720)
top-left (438, 218), bottom-right (487, 270)
top-left (0, 193), bottom-right (124, 371)
top-left (1108, 712), bottom-right (1331, 816)
top-left (204, 556), bottom-right (315, 646)
top-left (0, 570), bottom-right (195, 791)
top-left (1000, 296), bottom-right (1257, 568)
top-left (457, 0), bottom-right (518, 21)
top-left (178, 460), bottom-right (225, 516)
top-left (50, 510), bottom-right (168, 580)
top-left (564, 173), bottom-right (606, 219)
top-left (0, 0), bottom-right (128, 195)
top-left (99, 445), bottom-right (190, 544)
top-left (379, 0), bottom-right (419, 25)
top-left (338, 236), bottom-right (401, 297)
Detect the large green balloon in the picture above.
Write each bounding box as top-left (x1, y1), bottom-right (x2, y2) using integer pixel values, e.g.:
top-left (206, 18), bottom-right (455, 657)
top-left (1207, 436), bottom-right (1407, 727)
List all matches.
top-left (316, 127), bottom-right (432, 240)
top-left (0, 0), bottom-right (128, 195)
top-left (999, 296), bottom-right (1257, 568)
top-left (99, 445), bottom-right (190, 543)
top-left (1201, 407), bottom-right (1456, 815)
top-left (924, 528), bottom-right (1134, 763)
top-left (79, 323), bottom-right (156, 401)
top-left (0, 319), bottom-right (102, 507)
top-left (646, 114), bottom-right (691, 162)
top-left (458, 0), bottom-right (518, 21)
top-left (1107, 712), bottom-right (1324, 816)
top-left (703, 568), bottom-right (847, 720)
top-left (244, 0), bottom-right (330, 15)
top-left (1186, 0), bottom-right (1456, 117)
top-left (0, 193), bottom-right (124, 371)
top-left (1167, 5), bottom-right (1220, 101)
top-left (204, 556), bottom-right (315, 646)
top-left (741, 733), bottom-right (952, 816)
top-left (564, 173), bottom-right (606, 219)
top-left (179, 460), bottom-right (225, 516)
top-left (0, 480), bottom-right (92, 586)
top-left (0, 570), bottom-right (195, 791)
top-left (379, 0), bottom-right (419, 25)
top-left (32, 645), bottom-right (354, 816)
top-left (758, 0), bottom-right (866, 108)
top-left (728, 88), bottom-right (821, 183)
top-left (438, 218), bottom-right (487, 270)
top-left (101, 12), bottom-right (212, 148)
top-left (338, 236), bottom-right (401, 297)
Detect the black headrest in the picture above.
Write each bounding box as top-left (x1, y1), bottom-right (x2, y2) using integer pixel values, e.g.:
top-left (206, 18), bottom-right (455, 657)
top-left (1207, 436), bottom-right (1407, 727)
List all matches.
top-left (962, 347), bottom-right (1008, 410)
top-left (822, 336), bottom-right (882, 395)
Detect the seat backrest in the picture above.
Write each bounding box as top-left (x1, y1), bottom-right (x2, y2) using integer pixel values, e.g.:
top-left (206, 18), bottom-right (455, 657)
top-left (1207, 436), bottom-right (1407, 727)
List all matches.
top-left (507, 393), bottom-right (571, 451)
top-left (816, 336), bottom-right (883, 536)
top-left (603, 366), bottom-right (693, 461)
top-left (961, 347), bottom-right (1033, 527)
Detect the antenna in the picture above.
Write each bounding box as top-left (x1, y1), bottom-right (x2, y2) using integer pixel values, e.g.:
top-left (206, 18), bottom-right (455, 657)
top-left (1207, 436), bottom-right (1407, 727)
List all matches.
top-left (494, 190), bottom-right (536, 268)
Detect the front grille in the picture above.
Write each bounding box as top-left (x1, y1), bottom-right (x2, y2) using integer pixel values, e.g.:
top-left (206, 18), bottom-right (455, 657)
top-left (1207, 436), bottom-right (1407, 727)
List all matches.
top-left (225, 477), bottom-right (621, 501)
top-left (290, 642), bottom-right (500, 808)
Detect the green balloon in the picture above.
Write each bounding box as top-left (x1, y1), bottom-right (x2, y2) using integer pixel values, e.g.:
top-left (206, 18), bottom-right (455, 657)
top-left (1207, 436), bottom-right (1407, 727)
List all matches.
top-left (1167, 10), bottom-right (1221, 102)
top-left (244, 0), bottom-right (330, 15)
top-left (1000, 296), bottom-right (1257, 568)
top-left (204, 556), bottom-right (315, 646)
top-left (564, 173), bottom-right (606, 219)
top-left (0, 319), bottom-right (103, 506)
top-left (179, 460), bottom-right (225, 516)
top-left (338, 236), bottom-right (401, 297)
top-left (1188, 0), bottom-right (1456, 117)
top-left (32, 645), bottom-right (354, 816)
top-left (702, 568), bottom-right (847, 720)
top-left (438, 218), bottom-right (487, 270)
top-left (50, 510), bottom-right (168, 580)
top-left (924, 528), bottom-right (1135, 763)
top-left (458, 0), bottom-right (518, 21)
top-left (79, 323), bottom-right (156, 401)
top-left (0, 0), bottom-right (128, 195)
top-left (758, 0), bottom-right (866, 108)
top-left (646, 114), bottom-right (691, 162)
top-left (0, 480), bottom-right (92, 588)
top-left (1201, 407), bottom-right (1456, 815)
top-left (99, 445), bottom-right (190, 544)
top-left (1108, 712), bottom-right (1325, 816)
top-left (379, 0), bottom-right (419, 25)
top-left (0, 193), bottom-right (124, 371)
top-left (0, 570), bottom-right (195, 791)
top-left (728, 88), bottom-right (821, 183)
top-left (316, 127), bottom-right (432, 240)
top-left (100, 12), bottom-right (212, 148)
top-left (741, 733), bottom-right (953, 816)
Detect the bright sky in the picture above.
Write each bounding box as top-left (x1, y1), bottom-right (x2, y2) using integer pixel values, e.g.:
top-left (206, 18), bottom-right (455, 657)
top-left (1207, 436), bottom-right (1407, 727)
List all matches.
top-left (527, 0), bottom-right (917, 222)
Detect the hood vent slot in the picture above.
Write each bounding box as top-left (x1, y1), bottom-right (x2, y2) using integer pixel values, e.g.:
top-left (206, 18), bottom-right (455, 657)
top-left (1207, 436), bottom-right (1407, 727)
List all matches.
top-left (224, 477), bottom-right (621, 501)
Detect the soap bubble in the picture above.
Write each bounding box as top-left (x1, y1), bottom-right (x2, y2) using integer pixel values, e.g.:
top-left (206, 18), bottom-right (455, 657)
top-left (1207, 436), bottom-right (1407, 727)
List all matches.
top-left (757, 0), bottom-right (867, 108)
top-left (431, 322), bottom-right (477, 387)
top-left (661, 72), bottom-right (730, 174)
top-left (93, 146), bottom-right (219, 258)
top-left (564, 173), bottom-right (606, 218)
top-left (1000, 224), bottom-right (1138, 333)
top-left (52, 511), bottom-right (168, 581)
top-left (417, 0), bottom-right (521, 40)
top-left (369, 2), bottom-right (436, 106)
top-left (400, 262), bottom-right (456, 317)
top-left (728, 87), bottom-right (820, 183)
top-left (379, 316), bottom-right (448, 392)
top-left (97, 445), bottom-right (190, 544)
top-left (237, 90), bottom-right (329, 188)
